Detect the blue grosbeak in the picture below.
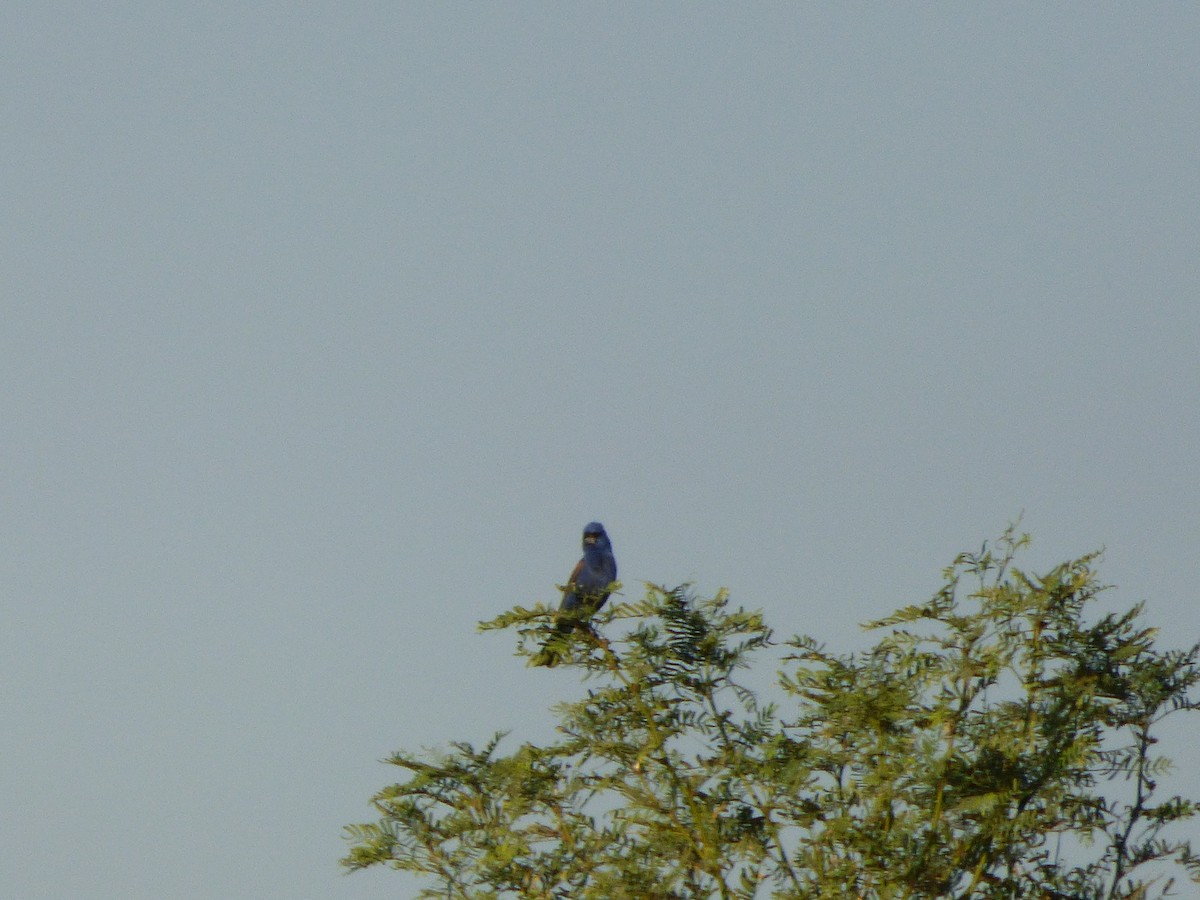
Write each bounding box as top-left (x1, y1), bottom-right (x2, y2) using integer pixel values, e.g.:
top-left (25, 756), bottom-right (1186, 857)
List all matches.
top-left (559, 521), bottom-right (617, 615)
top-left (534, 522), bottom-right (617, 667)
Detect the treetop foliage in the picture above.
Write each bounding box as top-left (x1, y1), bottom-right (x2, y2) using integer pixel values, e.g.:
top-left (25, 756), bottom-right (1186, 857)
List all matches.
top-left (343, 527), bottom-right (1200, 898)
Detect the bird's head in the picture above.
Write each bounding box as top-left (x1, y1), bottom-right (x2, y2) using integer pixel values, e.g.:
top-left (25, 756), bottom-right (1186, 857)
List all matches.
top-left (582, 522), bottom-right (609, 550)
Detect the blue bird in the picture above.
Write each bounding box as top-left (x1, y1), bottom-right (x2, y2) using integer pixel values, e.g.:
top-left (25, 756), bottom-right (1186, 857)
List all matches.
top-left (534, 522), bottom-right (617, 667)
top-left (559, 521), bottom-right (618, 615)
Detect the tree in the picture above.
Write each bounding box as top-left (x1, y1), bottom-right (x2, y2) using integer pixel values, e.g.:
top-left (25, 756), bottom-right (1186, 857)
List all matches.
top-left (342, 528), bottom-right (1200, 898)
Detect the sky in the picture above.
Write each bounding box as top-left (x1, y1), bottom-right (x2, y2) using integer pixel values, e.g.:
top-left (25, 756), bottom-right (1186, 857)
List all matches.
top-left (2, 5), bottom-right (1198, 898)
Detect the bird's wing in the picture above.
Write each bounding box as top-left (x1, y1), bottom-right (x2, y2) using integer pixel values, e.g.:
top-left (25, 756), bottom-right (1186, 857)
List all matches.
top-left (560, 558), bottom-right (586, 610)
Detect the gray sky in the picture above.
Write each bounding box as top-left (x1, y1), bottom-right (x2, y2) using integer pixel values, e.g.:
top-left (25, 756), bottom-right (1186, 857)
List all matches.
top-left (3, 5), bottom-right (1198, 898)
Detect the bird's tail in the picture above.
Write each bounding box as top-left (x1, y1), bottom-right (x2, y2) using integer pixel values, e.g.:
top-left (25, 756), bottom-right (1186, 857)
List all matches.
top-left (530, 616), bottom-right (596, 667)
